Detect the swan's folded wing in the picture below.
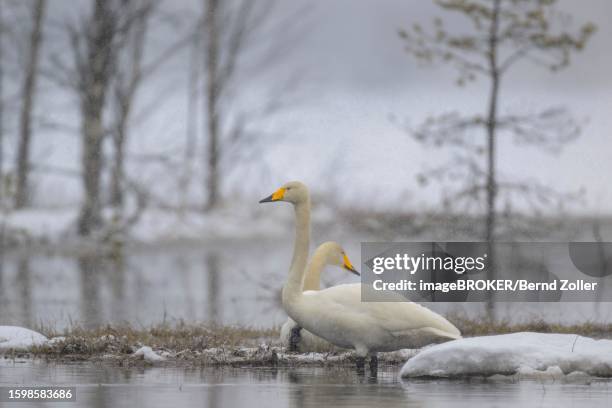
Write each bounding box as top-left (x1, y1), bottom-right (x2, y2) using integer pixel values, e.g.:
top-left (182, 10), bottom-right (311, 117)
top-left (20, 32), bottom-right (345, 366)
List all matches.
top-left (317, 284), bottom-right (461, 339)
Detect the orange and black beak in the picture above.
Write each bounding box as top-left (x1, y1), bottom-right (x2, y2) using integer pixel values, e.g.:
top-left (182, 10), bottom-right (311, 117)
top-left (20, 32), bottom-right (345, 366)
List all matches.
top-left (259, 187), bottom-right (285, 203)
top-left (343, 254), bottom-right (360, 276)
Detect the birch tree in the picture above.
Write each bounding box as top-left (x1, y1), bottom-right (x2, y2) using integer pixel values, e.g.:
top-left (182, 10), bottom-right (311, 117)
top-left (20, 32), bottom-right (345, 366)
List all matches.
top-left (200, 0), bottom-right (300, 211)
top-left (77, 1), bottom-right (121, 235)
top-left (399, 0), bottom-right (595, 240)
top-left (14, 0), bottom-right (46, 208)
top-left (109, 0), bottom-right (195, 212)
top-left (399, 0), bottom-right (594, 318)
top-left (0, 2), bottom-right (4, 186)
top-left (109, 0), bottom-right (155, 209)
top-left (52, 0), bottom-right (153, 235)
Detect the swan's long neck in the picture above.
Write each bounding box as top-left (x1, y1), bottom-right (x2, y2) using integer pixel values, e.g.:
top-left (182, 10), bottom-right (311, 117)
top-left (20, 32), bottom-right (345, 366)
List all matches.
top-left (303, 247), bottom-right (327, 291)
top-left (282, 198), bottom-right (311, 304)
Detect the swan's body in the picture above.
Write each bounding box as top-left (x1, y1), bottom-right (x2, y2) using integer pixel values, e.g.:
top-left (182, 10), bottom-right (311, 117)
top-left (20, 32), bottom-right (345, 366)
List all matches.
top-left (260, 181), bottom-right (461, 367)
top-left (286, 283), bottom-right (461, 354)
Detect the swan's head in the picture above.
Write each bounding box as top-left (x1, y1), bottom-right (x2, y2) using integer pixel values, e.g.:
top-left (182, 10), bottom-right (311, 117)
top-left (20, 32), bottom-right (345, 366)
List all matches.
top-left (318, 241), bottom-right (360, 276)
top-left (259, 181), bottom-right (309, 205)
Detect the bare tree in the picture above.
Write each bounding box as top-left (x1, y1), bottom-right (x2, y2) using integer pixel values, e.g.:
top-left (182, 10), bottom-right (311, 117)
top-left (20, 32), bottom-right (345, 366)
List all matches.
top-left (70, 0), bottom-right (122, 235)
top-left (14, 0), bottom-right (46, 208)
top-left (109, 0), bottom-right (154, 209)
top-left (53, 0), bottom-right (161, 235)
top-left (200, 0), bottom-right (299, 211)
top-left (43, 0), bottom-right (198, 235)
top-left (109, 1), bottom-right (195, 212)
top-left (0, 2), bottom-right (4, 186)
top-left (203, 0), bottom-right (221, 211)
top-left (179, 28), bottom-right (201, 212)
top-left (398, 0), bottom-right (595, 240)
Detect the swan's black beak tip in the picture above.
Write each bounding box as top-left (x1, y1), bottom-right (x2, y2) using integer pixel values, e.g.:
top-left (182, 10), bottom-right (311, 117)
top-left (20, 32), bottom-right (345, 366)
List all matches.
top-left (346, 266), bottom-right (360, 276)
top-left (259, 194), bottom-right (274, 203)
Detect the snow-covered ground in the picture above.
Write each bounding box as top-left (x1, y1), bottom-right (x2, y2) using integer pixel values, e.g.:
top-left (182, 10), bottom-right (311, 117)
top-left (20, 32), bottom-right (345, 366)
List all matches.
top-left (1, 206), bottom-right (281, 244)
top-left (0, 200), bottom-right (343, 246)
top-left (133, 346), bottom-right (165, 363)
top-left (401, 332), bottom-right (612, 378)
top-left (0, 326), bottom-right (48, 350)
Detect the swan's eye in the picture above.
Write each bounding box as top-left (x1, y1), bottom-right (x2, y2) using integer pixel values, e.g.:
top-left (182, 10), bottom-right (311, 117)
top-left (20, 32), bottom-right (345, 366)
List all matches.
top-left (286, 187), bottom-right (291, 191)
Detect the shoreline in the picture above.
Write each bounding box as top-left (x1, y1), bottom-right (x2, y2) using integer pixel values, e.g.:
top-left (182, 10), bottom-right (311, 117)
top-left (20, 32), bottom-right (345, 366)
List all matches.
top-left (3, 319), bottom-right (612, 366)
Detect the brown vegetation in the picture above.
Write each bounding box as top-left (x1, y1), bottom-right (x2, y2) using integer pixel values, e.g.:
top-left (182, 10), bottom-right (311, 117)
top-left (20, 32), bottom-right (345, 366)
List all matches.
top-left (2, 318), bottom-right (610, 367)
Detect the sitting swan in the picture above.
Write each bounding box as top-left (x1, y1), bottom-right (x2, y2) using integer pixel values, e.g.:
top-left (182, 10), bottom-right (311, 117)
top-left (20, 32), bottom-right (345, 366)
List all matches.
top-left (280, 241), bottom-right (360, 352)
top-left (260, 181), bottom-right (461, 371)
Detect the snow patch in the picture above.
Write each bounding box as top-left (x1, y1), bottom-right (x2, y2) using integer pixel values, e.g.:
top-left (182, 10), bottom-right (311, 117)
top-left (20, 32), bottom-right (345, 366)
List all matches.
top-left (1, 199), bottom-right (341, 245)
top-left (401, 332), bottom-right (612, 378)
top-left (46, 336), bottom-right (67, 345)
top-left (133, 346), bottom-right (165, 363)
top-left (0, 326), bottom-right (48, 350)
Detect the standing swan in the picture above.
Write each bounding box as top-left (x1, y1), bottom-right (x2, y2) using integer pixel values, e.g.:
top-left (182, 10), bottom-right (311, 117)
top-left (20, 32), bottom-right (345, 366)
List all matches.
top-left (260, 181), bottom-right (461, 372)
top-left (280, 241), bottom-right (360, 352)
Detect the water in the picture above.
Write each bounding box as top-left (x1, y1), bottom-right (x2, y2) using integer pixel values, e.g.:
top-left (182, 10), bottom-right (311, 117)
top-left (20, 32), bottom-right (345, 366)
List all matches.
top-left (0, 241), bottom-right (299, 329)
top-left (1, 360), bottom-right (611, 408)
top-left (1, 242), bottom-right (611, 330)
top-left (2, 243), bottom-right (612, 407)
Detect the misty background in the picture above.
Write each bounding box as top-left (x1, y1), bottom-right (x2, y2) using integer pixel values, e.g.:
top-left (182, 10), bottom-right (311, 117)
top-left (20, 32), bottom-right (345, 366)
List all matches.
top-left (1, 0), bottom-right (611, 217)
top-left (0, 0), bottom-right (611, 329)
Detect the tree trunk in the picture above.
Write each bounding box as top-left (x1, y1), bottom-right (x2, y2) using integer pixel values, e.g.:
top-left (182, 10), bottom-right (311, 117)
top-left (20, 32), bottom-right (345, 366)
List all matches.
top-left (180, 34), bottom-right (200, 212)
top-left (110, 7), bottom-right (149, 210)
top-left (77, 0), bottom-right (116, 236)
top-left (204, 0), bottom-right (220, 211)
top-left (484, 0), bottom-right (501, 319)
top-left (485, 0), bottom-right (501, 244)
top-left (78, 106), bottom-right (105, 235)
top-left (110, 118), bottom-right (126, 208)
top-left (14, 0), bottom-right (46, 208)
top-left (0, 2), bottom-right (4, 185)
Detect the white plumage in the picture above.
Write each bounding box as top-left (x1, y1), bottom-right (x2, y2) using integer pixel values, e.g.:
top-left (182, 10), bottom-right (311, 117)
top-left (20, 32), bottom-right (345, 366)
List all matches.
top-left (260, 181), bottom-right (461, 366)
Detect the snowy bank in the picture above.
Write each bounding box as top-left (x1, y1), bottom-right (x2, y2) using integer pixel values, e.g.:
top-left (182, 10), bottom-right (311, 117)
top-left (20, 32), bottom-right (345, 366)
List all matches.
top-left (0, 326), bottom-right (48, 350)
top-left (401, 332), bottom-right (612, 378)
top-left (133, 346), bottom-right (165, 363)
top-left (0, 202), bottom-right (336, 245)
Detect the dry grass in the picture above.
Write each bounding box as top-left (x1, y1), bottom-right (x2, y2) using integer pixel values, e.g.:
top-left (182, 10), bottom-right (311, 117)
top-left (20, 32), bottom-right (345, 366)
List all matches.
top-left (450, 315), bottom-right (612, 339)
top-left (22, 323), bottom-right (279, 363)
top-left (5, 318), bottom-right (612, 366)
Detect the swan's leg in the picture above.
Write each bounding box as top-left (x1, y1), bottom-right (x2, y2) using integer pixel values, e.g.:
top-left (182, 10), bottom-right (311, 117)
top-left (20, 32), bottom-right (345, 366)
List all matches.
top-left (289, 326), bottom-right (302, 352)
top-left (369, 354), bottom-right (378, 377)
top-left (355, 356), bottom-right (366, 375)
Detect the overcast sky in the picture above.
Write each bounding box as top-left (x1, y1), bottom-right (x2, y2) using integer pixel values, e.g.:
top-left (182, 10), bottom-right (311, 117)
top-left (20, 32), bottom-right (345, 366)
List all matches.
top-left (11, 0), bottom-right (612, 215)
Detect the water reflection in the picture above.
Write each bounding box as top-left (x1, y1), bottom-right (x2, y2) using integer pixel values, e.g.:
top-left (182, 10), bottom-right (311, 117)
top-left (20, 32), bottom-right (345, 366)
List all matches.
top-left (0, 242), bottom-right (295, 329)
top-left (206, 252), bottom-right (220, 323)
top-left (78, 254), bottom-right (103, 328)
top-left (109, 253), bottom-right (126, 323)
top-left (1, 360), bottom-right (612, 408)
top-left (16, 255), bottom-right (32, 328)
top-left (0, 242), bottom-right (610, 330)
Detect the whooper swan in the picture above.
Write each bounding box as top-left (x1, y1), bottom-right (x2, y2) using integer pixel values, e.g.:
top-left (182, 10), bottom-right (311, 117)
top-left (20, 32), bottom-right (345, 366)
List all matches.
top-left (279, 241), bottom-right (359, 352)
top-left (260, 181), bottom-right (461, 372)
